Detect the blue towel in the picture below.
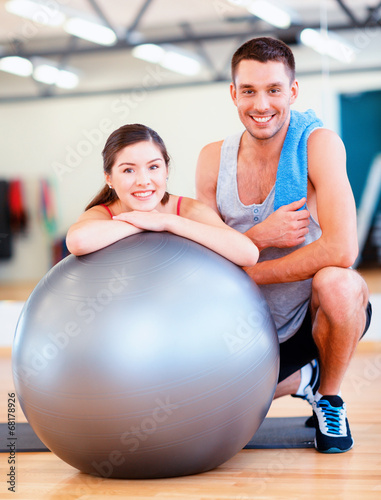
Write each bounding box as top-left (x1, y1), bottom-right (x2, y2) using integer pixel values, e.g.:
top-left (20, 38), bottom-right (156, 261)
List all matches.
top-left (274, 109), bottom-right (323, 211)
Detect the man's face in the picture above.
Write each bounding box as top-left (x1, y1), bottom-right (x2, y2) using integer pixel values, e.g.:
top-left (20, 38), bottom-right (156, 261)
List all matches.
top-left (230, 59), bottom-right (298, 142)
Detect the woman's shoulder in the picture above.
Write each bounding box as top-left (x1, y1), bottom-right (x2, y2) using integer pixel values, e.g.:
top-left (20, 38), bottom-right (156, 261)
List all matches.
top-left (175, 196), bottom-right (212, 218)
top-left (78, 204), bottom-right (115, 221)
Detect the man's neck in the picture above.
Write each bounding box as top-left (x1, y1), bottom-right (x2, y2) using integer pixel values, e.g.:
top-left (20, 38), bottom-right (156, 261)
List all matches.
top-left (241, 113), bottom-right (291, 161)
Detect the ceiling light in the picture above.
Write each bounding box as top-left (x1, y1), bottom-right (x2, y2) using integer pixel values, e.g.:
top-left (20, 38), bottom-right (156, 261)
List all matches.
top-left (5, 0), bottom-right (66, 27)
top-left (132, 44), bottom-right (165, 64)
top-left (247, 1), bottom-right (291, 28)
top-left (161, 51), bottom-right (201, 76)
top-left (0, 56), bottom-right (33, 76)
top-left (132, 44), bottom-right (202, 76)
top-left (33, 62), bottom-right (79, 88)
top-left (300, 29), bottom-right (356, 63)
top-left (64, 18), bottom-right (117, 46)
top-left (55, 69), bottom-right (79, 89)
top-left (226, 0), bottom-right (292, 29)
top-left (33, 64), bottom-right (59, 84)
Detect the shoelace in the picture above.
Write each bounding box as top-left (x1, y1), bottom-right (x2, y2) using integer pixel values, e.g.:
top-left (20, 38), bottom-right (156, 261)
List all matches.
top-left (316, 400), bottom-right (346, 435)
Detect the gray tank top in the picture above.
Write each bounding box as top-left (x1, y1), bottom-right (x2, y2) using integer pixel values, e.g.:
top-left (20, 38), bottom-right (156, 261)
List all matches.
top-left (216, 131), bottom-right (322, 342)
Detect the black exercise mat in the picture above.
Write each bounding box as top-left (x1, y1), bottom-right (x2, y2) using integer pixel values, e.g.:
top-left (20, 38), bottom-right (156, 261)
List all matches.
top-left (244, 416), bottom-right (315, 449)
top-left (0, 423), bottom-right (50, 452)
top-left (1, 417), bottom-right (314, 453)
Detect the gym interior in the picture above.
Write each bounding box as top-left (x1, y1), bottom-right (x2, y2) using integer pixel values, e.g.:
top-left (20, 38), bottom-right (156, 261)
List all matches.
top-left (0, 1), bottom-right (380, 498)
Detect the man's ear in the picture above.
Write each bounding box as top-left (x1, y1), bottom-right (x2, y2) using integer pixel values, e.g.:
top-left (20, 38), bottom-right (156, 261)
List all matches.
top-left (290, 79), bottom-right (299, 104)
top-left (230, 82), bottom-right (238, 106)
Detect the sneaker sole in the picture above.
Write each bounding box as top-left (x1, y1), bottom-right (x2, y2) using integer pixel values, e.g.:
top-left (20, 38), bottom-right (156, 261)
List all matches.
top-left (314, 437), bottom-right (354, 454)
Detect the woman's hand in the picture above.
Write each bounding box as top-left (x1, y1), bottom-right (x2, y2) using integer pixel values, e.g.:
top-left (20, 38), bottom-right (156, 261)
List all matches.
top-left (114, 200), bottom-right (259, 267)
top-left (113, 211), bottom-right (173, 232)
top-left (66, 206), bottom-right (143, 256)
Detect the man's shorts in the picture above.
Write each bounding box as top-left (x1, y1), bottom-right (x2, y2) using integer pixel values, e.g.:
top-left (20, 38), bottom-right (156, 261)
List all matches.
top-left (278, 301), bottom-right (373, 383)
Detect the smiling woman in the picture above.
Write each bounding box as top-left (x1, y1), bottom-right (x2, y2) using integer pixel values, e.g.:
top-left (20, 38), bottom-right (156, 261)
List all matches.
top-left (84, 124), bottom-right (171, 211)
top-left (66, 123), bottom-right (259, 266)
top-left (106, 141), bottom-right (168, 211)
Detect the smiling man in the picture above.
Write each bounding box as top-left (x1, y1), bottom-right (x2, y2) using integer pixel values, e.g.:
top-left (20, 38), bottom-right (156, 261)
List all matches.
top-left (196, 37), bottom-right (372, 454)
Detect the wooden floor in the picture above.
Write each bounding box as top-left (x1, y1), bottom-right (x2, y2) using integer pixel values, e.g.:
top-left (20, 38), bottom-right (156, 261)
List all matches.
top-left (1, 344), bottom-right (381, 500)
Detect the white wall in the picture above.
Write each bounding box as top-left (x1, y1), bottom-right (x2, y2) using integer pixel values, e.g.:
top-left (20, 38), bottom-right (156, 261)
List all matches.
top-left (1, 69), bottom-right (380, 283)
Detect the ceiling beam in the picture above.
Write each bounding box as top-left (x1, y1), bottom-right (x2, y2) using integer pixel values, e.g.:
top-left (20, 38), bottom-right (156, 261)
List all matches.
top-left (336, 0), bottom-right (381, 27)
top-left (366, 1), bottom-right (381, 26)
top-left (86, 0), bottom-right (117, 32)
top-left (1, 20), bottom-right (377, 60)
top-left (179, 22), bottom-right (221, 78)
top-left (335, 0), bottom-right (361, 27)
top-left (126, 0), bottom-right (155, 38)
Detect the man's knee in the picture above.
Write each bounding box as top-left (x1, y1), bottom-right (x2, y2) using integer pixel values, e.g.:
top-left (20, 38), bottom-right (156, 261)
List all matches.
top-left (311, 266), bottom-right (368, 314)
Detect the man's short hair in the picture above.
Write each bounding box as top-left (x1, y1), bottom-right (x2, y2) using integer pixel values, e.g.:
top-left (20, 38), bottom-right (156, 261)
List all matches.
top-left (231, 37), bottom-right (296, 83)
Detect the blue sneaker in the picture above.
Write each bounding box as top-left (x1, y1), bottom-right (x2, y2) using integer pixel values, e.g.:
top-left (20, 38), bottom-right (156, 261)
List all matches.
top-left (313, 395), bottom-right (354, 453)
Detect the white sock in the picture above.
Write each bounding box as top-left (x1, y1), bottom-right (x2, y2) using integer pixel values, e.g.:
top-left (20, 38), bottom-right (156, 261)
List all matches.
top-left (295, 363), bottom-right (313, 396)
top-left (315, 390), bottom-right (342, 402)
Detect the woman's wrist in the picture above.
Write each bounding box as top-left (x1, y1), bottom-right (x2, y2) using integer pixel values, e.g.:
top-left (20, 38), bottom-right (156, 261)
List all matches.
top-left (163, 213), bottom-right (179, 233)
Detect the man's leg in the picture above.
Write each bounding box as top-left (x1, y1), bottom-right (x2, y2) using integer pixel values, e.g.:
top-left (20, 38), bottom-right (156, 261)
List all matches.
top-left (309, 266), bottom-right (369, 453)
top-left (275, 266), bottom-right (369, 397)
top-left (274, 309), bottom-right (319, 399)
top-left (274, 371), bottom-right (300, 398)
top-left (310, 266), bottom-right (369, 395)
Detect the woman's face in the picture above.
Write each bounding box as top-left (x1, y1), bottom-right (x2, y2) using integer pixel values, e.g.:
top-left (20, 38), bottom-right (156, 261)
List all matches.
top-left (106, 141), bottom-right (168, 212)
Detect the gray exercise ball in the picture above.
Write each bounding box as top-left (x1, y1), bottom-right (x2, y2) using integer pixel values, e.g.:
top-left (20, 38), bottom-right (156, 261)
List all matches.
top-left (13, 232), bottom-right (279, 479)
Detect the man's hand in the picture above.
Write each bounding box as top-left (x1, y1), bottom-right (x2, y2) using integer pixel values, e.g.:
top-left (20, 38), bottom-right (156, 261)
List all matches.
top-left (247, 198), bottom-right (310, 251)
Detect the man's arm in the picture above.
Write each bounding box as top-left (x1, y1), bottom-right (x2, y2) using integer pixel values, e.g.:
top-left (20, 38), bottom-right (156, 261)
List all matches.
top-left (244, 197), bottom-right (310, 251)
top-left (195, 141), bottom-right (222, 213)
top-left (244, 129), bottom-right (359, 285)
top-left (196, 142), bottom-right (312, 251)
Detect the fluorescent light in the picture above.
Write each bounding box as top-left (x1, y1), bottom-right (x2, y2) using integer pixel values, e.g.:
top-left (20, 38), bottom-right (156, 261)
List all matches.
top-left (33, 64), bottom-right (59, 84)
top-left (0, 56), bottom-right (33, 76)
top-left (7, 1), bottom-right (117, 46)
top-left (226, 0), bottom-right (291, 29)
top-left (300, 29), bottom-right (356, 63)
top-left (0, 55), bottom-right (79, 87)
top-left (64, 18), bottom-right (117, 46)
top-left (33, 62), bottom-right (79, 88)
top-left (247, 1), bottom-right (291, 29)
top-left (132, 44), bottom-right (202, 76)
top-left (161, 51), bottom-right (201, 76)
top-left (5, 0), bottom-right (66, 27)
top-left (132, 44), bottom-right (165, 64)
top-left (55, 69), bottom-right (79, 89)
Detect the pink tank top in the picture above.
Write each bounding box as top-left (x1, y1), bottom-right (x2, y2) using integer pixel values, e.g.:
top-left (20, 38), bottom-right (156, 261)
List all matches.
top-left (101, 204), bottom-right (113, 218)
top-left (177, 196), bottom-right (183, 216)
